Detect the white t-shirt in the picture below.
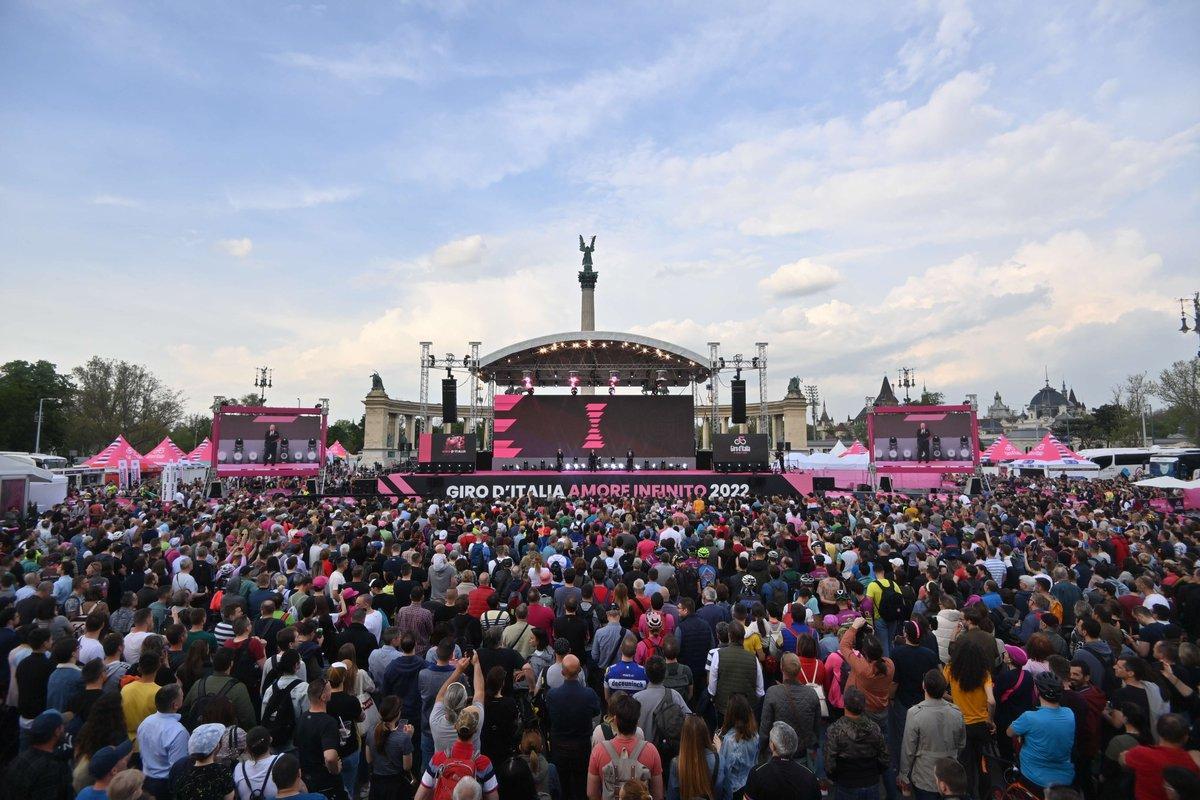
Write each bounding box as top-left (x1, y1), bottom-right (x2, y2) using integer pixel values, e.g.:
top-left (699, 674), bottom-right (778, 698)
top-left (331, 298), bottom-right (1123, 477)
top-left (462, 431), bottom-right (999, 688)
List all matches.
top-left (123, 631), bottom-right (153, 664)
top-left (78, 636), bottom-right (105, 666)
top-left (1143, 592), bottom-right (1170, 611)
top-left (234, 755), bottom-right (280, 800)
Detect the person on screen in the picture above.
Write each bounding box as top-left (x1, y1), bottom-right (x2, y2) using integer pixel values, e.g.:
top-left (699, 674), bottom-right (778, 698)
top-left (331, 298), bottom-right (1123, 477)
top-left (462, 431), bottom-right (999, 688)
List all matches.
top-left (264, 424), bottom-right (281, 465)
top-left (916, 422), bottom-right (932, 463)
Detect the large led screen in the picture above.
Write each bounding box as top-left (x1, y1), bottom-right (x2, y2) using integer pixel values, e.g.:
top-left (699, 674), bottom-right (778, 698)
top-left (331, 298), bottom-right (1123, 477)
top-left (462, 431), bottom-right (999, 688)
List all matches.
top-left (492, 395), bottom-right (694, 460)
top-left (869, 407), bottom-right (977, 469)
top-left (214, 410), bottom-right (324, 476)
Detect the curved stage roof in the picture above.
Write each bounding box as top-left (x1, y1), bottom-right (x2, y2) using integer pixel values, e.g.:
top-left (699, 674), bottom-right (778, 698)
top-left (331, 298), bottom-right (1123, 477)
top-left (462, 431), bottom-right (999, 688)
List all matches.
top-left (476, 331), bottom-right (712, 388)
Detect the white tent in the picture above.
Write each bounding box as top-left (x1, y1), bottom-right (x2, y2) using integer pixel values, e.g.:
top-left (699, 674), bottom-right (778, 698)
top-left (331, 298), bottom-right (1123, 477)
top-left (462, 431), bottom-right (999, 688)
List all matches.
top-left (0, 454), bottom-right (66, 514)
top-left (1136, 476), bottom-right (1200, 490)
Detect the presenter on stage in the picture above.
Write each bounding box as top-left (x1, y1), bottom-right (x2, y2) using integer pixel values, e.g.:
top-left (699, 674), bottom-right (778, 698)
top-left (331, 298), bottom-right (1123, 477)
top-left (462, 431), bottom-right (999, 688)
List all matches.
top-left (916, 422), bottom-right (932, 463)
top-left (263, 424), bottom-right (281, 465)
top-left (626, 449), bottom-right (634, 471)
top-left (556, 449), bottom-right (565, 472)
top-left (587, 450), bottom-right (598, 471)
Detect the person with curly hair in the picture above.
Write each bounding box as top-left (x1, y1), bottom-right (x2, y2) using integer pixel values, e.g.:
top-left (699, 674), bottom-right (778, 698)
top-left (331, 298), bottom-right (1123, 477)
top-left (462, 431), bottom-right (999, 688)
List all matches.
top-left (944, 639), bottom-right (994, 798)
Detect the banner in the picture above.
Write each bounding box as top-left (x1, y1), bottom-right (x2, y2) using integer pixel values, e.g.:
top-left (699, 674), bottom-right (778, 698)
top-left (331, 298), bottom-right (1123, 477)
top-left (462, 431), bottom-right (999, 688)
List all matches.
top-left (376, 470), bottom-right (812, 500)
top-left (418, 433), bottom-right (478, 464)
top-left (868, 404), bottom-right (979, 474)
top-left (712, 433), bottom-right (770, 465)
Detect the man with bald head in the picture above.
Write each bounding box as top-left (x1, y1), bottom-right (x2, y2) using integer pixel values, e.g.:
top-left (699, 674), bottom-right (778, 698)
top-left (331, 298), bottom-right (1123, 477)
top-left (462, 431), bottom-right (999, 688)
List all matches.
top-left (547, 653), bottom-right (600, 800)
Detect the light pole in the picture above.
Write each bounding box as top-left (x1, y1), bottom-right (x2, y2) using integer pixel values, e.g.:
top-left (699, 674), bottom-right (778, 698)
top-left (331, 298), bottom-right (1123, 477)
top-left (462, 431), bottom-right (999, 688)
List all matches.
top-left (254, 367), bottom-right (273, 403)
top-left (1179, 292), bottom-right (1200, 357)
top-left (897, 367), bottom-right (917, 403)
top-left (34, 397), bottom-right (57, 453)
top-left (1141, 402), bottom-right (1152, 448)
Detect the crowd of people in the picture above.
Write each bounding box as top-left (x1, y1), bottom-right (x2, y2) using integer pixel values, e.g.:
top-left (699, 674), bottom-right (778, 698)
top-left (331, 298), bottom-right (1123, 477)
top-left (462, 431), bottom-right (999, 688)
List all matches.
top-left (1, 474), bottom-right (1199, 800)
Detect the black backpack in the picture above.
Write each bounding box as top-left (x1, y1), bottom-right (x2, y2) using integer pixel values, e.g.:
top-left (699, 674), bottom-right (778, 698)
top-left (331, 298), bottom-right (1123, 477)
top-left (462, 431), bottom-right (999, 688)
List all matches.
top-left (651, 692), bottom-right (685, 764)
top-left (185, 677), bottom-right (234, 730)
top-left (262, 678), bottom-right (302, 746)
top-left (240, 757), bottom-right (280, 800)
top-left (228, 643), bottom-right (262, 700)
top-left (877, 578), bottom-right (909, 623)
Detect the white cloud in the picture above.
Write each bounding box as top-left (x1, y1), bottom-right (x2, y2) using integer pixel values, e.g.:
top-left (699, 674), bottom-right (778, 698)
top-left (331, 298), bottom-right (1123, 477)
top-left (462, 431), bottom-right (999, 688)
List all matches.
top-left (272, 44), bottom-right (427, 84)
top-left (591, 71), bottom-right (1198, 245)
top-left (886, 0), bottom-right (979, 90)
top-left (758, 259), bottom-right (841, 297)
top-left (226, 185), bottom-right (361, 212)
top-left (431, 235), bottom-right (487, 270)
top-left (216, 237), bottom-right (253, 258)
top-left (90, 193), bottom-right (141, 208)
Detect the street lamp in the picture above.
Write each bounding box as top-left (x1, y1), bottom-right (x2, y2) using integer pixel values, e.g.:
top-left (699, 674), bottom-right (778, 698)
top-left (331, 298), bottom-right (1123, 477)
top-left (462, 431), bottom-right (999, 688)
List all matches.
top-left (1179, 292), bottom-right (1200, 357)
top-left (34, 397), bottom-right (58, 453)
top-left (1141, 402), bottom-right (1153, 448)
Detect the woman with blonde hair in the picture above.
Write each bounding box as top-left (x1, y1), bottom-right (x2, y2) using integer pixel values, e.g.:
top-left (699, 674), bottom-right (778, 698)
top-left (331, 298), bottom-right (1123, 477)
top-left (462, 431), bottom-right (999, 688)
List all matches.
top-left (667, 714), bottom-right (721, 800)
top-left (519, 729), bottom-right (561, 800)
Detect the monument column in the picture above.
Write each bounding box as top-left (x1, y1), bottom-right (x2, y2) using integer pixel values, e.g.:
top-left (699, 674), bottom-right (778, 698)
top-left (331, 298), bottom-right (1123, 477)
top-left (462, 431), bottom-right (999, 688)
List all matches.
top-left (578, 234), bottom-right (597, 395)
top-left (362, 375), bottom-right (393, 466)
top-left (780, 383), bottom-right (808, 450)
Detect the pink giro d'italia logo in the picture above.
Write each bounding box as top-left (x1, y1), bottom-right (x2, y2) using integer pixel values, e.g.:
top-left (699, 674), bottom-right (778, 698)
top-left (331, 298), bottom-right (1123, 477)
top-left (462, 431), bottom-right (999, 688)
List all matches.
top-left (582, 403), bottom-right (607, 449)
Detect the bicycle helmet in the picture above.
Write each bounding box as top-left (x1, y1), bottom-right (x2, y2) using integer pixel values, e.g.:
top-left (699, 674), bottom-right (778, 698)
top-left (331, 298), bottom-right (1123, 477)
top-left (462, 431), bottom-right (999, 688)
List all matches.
top-left (799, 574), bottom-right (816, 586)
top-left (697, 546), bottom-right (710, 559)
top-left (1033, 670), bottom-right (1064, 702)
top-left (767, 550), bottom-right (779, 561)
top-left (841, 535), bottom-right (854, 547)
top-left (741, 574), bottom-right (758, 590)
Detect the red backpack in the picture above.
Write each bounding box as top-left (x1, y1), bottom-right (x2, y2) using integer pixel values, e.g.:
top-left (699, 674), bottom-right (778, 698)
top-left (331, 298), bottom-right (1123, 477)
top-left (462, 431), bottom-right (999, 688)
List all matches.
top-left (432, 750), bottom-right (478, 800)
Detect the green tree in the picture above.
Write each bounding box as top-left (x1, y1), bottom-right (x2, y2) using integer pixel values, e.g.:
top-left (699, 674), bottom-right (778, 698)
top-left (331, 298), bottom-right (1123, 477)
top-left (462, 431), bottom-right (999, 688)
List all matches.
top-left (0, 360), bottom-right (75, 453)
top-left (1091, 404), bottom-right (1130, 446)
top-left (326, 417), bottom-right (365, 452)
top-left (169, 413), bottom-right (212, 452)
top-left (65, 357), bottom-right (184, 453)
top-left (918, 389), bottom-right (945, 405)
top-left (1151, 358), bottom-right (1200, 443)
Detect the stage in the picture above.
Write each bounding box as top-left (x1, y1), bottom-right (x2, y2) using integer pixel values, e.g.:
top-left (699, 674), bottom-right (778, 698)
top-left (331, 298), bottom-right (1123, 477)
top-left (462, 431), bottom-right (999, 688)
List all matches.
top-left (375, 469), bottom-right (814, 500)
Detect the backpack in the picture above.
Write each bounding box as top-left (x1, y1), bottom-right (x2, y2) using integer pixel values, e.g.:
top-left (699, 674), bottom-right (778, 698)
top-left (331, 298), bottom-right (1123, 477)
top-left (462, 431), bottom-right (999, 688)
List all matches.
top-left (798, 660), bottom-right (829, 718)
top-left (651, 692), bottom-right (685, 764)
top-left (431, 749), bottom-right (479, 800)
top-left (227, 642), bottom-right (262, 698)
top-left (186, 677), bottom-right (235, 730)
top-left (262, 679), bottom-right (302, 747)
top-left (876, 578), bottom-right (908, 623)
top-left (698, 564), bottom-right (717, 592)
top-left (600, 739), bottom-right (651, 800)
top-left (469, 542), bottom-right (491, 573)
top-left (239, 756), bottom-right (279, 800)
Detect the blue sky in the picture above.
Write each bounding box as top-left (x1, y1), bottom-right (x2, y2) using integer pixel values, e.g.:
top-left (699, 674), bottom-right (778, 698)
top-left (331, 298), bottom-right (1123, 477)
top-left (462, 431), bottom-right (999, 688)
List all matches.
top-left (2, 0), bottom-right (1198, 423)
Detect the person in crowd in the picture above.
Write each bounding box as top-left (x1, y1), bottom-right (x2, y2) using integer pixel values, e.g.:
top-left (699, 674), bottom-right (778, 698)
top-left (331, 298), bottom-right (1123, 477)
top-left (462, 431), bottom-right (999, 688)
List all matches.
top-left (548, 653), bottom-right (602, 800)
top-left (1119, 713), bottom-right (1200, 800)
top-left (1006, 670), bottom-right (1076, 794)
top-left (137, 684), bottom-right (190, 800)
top-left (363, 696), bottom-right (414, 800)
top-left (743, 721), bottom-right (820, 800)
top-left (825, 686), bottom-right (888, 799)
top-left (3, 710), bottom-right (73, 800)
top-left (942, 639), bottom-right (993, 796)
top-left (899, 669), bottom-right (965, 800)
top-left (413, 706), bottom-right (499, 800)
top-left (715, 693), bottom-right (759, 800)
top-left (586, 692), bottom-right (664, 800)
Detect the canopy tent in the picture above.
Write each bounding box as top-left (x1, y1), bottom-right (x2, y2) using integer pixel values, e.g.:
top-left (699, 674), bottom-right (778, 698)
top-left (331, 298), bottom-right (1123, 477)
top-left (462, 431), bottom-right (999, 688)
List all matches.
top-left (827, 440), bottom-right (848, 457)
top-left (143, 437), bottom-right (188, 466)
top-left (1022, 433), bottom-right (1086, 462)
top-left (840, 440), bottom-right (868, 457)
top-left (187, 438), bottom-right (211, 463)
top-left (327, 441), bottom-right (350, 460)
top-left (1136, 476), bottom-right (1200, 490)
top-left (980, 435), bottom-right (1024, 463)
top-left (84, 435), bottom-right (149, 470)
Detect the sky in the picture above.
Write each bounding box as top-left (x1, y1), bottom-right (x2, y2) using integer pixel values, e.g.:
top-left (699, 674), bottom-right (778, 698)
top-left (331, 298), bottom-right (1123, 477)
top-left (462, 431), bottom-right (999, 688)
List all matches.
top-left (2, 0), bottom-right (1198, 425)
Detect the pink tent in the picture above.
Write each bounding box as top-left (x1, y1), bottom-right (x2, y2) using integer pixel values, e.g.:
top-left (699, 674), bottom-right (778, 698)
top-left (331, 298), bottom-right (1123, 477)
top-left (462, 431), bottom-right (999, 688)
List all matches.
top-left (327, 441), bottom-right (349, 459)
top-left (980, 435), bottom-right (1024, 463)
top-left (143, 437), bottom-right (187, 466)
top-left (187, 438), bottom-right (211, 462)
top-left (84, 435), bottom-right (148, 469)
top-left (1022, 433), bottom-right (1084, 462)
top-left (840, 440), bottom-right (868, 457)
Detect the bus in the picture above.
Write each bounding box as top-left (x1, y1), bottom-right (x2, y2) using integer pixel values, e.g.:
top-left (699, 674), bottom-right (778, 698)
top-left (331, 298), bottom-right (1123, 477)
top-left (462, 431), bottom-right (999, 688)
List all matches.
top-left (0, 451), bottom-right (69, 470)
top-left (1076, 448), bottom-right (1155, 479)
top-left (1147, 449), bottom-right (1200, 481)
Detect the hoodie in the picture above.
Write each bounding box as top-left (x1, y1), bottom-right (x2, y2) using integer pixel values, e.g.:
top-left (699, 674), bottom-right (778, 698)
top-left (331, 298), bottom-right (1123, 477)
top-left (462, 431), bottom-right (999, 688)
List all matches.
top-left (383, 653), bottom-right (427, 719)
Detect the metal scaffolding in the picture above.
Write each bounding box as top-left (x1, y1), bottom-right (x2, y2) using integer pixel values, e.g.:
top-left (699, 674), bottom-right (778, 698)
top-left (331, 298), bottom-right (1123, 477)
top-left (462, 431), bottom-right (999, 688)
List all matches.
top-left (467, 341), bottom-right (481, 436)
top-left (418, 341), bottom-right (432, 433)
top-left (707, 341), bottom-right (720, 435)
top-left (755, 342), bottom-right (768, 443)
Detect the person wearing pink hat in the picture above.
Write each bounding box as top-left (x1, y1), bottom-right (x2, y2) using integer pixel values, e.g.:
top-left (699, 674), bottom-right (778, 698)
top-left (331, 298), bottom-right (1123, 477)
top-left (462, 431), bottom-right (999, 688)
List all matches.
top-left (993, 644), bottom-right (1034, 763)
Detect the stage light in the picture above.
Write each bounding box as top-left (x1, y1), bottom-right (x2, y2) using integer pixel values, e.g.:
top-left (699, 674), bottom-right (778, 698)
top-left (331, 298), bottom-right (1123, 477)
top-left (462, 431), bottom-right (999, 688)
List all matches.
top-left (248, 451), bottom-right (258, 462)
top-left (960, 436), bottom-right (970, 454)
top-left (902, 449), bottom-right (912, 459)
top-left (932, 436), bottom-right (942, 458)
top-left (217, 450), bottom-right (227, 462)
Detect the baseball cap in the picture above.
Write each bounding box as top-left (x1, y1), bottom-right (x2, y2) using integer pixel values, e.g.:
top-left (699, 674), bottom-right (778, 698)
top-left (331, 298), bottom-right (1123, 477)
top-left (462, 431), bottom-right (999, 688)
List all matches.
top-left (88, 740), bottom-right (133, 779)
top-left (28, 710), bottom-right (63, 744)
